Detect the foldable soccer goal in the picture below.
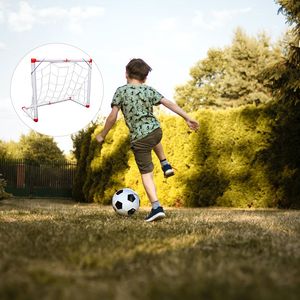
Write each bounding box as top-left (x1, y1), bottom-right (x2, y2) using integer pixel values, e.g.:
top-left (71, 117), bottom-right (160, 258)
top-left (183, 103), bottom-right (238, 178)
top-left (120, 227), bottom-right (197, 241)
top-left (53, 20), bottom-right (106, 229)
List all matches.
top-left (23, 58), bottom-right (92, 122)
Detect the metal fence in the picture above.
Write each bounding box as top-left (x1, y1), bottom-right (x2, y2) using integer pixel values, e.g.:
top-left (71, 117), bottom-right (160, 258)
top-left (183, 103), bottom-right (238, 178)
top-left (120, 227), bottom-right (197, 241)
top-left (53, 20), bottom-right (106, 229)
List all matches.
top-left (0, 159), bottom-right (77, 197)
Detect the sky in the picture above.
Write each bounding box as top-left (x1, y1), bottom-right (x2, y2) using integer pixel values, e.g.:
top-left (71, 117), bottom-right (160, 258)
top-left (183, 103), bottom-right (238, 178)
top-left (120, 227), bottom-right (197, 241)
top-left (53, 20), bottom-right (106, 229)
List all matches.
top-left (0, 0), bottom-right (288, 153)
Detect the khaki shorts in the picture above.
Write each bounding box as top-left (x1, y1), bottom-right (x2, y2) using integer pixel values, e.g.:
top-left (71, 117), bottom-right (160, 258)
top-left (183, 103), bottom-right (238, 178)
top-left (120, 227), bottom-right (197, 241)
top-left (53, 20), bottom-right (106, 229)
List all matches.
top-left (131, 128), bottom-right (162, 174)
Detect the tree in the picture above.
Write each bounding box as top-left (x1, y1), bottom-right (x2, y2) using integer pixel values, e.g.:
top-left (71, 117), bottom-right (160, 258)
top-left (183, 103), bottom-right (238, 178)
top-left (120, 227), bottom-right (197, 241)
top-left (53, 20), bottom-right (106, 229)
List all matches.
top-left (0, 140), bottom-right (22, 160)
top-left (265, 0), bottom-right (300, 107)
top-left (175, 28), bottom-right (282, 111)
top-left (263, 0), bottom-right (300, 208)
top-left (0, 141), bottom-right (7, 160)
top-left (19, 131), bottom-right (65, 164)
top-left (4, 141), bottom-right (22, 159)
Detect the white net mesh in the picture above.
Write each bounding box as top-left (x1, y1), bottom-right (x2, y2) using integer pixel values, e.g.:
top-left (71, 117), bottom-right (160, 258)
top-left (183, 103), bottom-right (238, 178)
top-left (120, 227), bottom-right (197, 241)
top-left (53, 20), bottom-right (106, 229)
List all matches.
top-left (23, 59), bottom-right (92, 121)
top-left (36, 61), bottom-right (90, 105)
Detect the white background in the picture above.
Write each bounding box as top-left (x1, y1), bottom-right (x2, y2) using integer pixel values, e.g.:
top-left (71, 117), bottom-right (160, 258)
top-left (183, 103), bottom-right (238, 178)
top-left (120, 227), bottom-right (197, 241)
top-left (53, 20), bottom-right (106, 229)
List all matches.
top-left (10, 43), bottom-right (103, 137)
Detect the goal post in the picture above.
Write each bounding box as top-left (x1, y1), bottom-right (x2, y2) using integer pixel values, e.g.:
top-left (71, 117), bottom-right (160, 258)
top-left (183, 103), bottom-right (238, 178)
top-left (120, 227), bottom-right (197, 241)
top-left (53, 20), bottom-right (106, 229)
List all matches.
top-left (23, 58), bottom-right (92, 122)
top-left (30, 58), bottom-right (39, 122)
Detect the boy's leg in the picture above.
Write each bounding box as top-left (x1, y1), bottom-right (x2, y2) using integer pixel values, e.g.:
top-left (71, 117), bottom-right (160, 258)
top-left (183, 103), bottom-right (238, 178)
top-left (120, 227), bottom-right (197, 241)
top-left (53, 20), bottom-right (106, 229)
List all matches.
top-left (141, 171), bottom-right (166, 222)
top-left (153, 142), bottom-right (166, 161)
top-left (131, 129), bottom-right (166, 221)
top-left (141, 171), bottom-right (158, 203)
top-left (154, 142), bottom-right (175, 178)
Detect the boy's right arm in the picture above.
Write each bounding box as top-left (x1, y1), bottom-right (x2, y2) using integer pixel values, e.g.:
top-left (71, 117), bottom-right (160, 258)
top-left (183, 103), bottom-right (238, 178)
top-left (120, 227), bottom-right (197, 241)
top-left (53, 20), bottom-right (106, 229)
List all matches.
top-left (160, 98), bottom-right (199, 131)
top-left (96, 106), bottom-right (120, 143)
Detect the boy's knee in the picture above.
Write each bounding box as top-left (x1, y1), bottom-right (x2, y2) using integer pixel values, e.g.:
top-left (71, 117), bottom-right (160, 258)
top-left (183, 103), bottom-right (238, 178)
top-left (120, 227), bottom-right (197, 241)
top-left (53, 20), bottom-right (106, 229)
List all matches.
top-left (139, 162), bottom-right (154, 174)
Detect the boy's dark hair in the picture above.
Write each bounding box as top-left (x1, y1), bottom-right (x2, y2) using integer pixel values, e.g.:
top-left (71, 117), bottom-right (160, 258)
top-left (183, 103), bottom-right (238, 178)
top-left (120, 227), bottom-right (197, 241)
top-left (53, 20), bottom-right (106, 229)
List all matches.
top-left (126, 58), bottom-right (152, 81)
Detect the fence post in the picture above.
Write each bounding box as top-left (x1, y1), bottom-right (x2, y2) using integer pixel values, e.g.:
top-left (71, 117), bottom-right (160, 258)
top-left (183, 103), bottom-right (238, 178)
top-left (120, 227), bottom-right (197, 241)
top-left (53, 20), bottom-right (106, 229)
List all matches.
top-left (17, 161), bottom-right (25, 188)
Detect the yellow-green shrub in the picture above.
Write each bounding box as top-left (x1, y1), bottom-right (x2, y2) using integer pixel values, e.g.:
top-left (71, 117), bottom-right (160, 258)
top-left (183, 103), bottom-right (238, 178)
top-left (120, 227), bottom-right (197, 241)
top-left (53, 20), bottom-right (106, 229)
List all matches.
top-left (73, 104), bottom-right (298, 208)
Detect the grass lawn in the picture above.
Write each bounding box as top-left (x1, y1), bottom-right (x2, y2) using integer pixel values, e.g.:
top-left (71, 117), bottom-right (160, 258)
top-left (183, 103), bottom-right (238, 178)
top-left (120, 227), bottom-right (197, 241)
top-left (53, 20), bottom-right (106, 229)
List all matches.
top-left (0, 198), bottom-right (299, 300)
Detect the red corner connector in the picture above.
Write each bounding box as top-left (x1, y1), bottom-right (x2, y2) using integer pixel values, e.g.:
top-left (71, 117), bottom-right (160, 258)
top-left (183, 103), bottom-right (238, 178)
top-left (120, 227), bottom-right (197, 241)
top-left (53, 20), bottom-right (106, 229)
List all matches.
top-left (33, 118), bottom-right (38, 122)
top-left (89, 58), bottom-right (92, 63)
top-left (31, 58), bottom-right (37, 63)
top-left (85, 104), bottom-right (90, 108)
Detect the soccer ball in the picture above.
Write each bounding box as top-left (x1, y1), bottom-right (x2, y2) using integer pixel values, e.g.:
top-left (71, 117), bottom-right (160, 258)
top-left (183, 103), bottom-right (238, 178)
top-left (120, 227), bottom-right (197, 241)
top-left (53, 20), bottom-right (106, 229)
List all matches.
top-left (112, 188), bottom-right (140, 216)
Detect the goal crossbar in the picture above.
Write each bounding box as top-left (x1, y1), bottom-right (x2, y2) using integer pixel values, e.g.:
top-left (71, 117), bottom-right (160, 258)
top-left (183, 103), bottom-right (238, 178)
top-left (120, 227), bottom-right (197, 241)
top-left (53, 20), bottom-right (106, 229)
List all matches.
top-left (31, 58), bottom-right (93, 63)
top-left (23, 57), bottom-right (92, 122)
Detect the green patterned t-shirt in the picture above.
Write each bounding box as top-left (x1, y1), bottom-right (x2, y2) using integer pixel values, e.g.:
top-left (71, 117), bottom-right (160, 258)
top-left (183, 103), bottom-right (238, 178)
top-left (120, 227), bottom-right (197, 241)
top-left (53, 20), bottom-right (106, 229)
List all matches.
top-left (111, 84), bottom-right (163, 142)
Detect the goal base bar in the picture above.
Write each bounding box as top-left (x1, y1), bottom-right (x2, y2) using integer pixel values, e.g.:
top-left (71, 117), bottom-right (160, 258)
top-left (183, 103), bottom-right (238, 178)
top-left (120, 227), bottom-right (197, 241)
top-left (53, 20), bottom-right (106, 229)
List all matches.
top-left (22, 98), bottom-right (90, 122)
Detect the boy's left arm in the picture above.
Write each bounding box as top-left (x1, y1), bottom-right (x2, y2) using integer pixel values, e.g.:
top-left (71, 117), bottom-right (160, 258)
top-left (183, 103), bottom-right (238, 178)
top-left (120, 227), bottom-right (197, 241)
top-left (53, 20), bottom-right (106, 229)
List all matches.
top-left (160, 98), bottom-right (199, 131)
top-left (96, 106), bottom-right (120, 143)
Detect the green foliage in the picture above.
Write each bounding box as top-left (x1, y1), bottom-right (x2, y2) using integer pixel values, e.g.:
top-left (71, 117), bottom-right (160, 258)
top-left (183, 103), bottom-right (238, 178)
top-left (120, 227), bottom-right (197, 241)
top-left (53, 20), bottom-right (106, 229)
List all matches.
top-left (0, 173), bottom-right (11, 200)
top-left (258, 0), bottom-right (300, 208)
top-left (0, 140), bottom-right (22, 160)
top-left (0, 141), bottom-right (7, 160)
top-left (277, 0), bottom-right (300, 30)
top-left (1, 132), bottom-right (65, 164)
top-left (168, 107), bottom-right (278, 208)
top-left (71, 124), bottom-right (98, 202)
top-left (71, 120), bottom-right (130, 203)
top-left (265, 1), bottom-right (300, 107)
top-left (175, 28), bottom-right (282, 110)
top-left (88, 119), bottom-right (131, 204)
top-left (19, 131), bottom-right (65, 164)
top-left (73, 104), bottom-right (300, 208)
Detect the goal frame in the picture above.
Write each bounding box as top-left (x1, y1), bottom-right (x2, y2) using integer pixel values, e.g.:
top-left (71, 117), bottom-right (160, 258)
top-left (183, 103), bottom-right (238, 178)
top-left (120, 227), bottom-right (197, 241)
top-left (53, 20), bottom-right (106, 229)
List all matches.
top-left (23, 58), bottom-right (92, 122)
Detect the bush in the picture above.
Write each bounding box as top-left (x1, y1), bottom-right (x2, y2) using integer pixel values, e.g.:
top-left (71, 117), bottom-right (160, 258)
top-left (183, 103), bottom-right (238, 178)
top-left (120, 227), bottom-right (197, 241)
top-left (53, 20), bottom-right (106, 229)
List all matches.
top-left (73, 105), bottom-right (299, 208)
top-left (72, 124), bottom-right (98, 202)
top-left (0, 174), bottom-right (11, 200)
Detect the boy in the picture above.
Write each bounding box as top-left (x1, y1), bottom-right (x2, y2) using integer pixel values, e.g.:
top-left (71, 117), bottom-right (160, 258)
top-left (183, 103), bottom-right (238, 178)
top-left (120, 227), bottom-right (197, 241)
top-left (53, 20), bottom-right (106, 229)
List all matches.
top-left (96, 58), bottom-right (199, 222)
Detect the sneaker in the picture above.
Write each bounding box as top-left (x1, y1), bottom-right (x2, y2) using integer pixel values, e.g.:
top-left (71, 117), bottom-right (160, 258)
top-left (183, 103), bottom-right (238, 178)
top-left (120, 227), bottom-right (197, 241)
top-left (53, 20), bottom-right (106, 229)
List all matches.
top-left (145, 206), bottom-right (166, 222)
top-left (162, 164), bottom-right (175, 178)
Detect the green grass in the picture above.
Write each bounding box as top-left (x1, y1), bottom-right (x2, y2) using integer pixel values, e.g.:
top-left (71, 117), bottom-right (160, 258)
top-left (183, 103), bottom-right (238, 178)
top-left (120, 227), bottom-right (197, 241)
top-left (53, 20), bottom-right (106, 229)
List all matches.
top-left (0, 198), bottom-right (299, 300)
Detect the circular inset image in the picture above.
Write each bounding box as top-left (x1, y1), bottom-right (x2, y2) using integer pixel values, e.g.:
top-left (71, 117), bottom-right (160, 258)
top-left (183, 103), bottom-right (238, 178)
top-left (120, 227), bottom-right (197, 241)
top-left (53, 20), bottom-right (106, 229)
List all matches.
top-left (10, 43), bottom-right (104, 137)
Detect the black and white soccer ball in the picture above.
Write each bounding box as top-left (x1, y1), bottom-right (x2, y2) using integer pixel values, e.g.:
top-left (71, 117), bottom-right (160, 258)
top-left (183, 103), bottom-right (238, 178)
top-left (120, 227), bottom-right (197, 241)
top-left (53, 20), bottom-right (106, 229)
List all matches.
top-left (112, 188), bottom-right (140, 216)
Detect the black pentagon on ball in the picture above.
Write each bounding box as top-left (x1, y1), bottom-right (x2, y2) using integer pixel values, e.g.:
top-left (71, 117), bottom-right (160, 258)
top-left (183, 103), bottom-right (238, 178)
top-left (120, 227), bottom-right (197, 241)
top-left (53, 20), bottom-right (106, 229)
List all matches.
top-left (115, 200), bottom-right (123, 209)
top-left (116, 189), bottom-right (123, 195)
top-left (127, 194), bottom-right (136, 202)
top-left (128, 208), bottom-right (136, 215)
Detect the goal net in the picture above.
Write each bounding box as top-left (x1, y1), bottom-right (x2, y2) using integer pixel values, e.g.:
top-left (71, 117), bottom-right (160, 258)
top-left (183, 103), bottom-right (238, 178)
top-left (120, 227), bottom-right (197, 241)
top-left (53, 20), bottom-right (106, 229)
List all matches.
top-left (23, 58), bottom-right (92, 122)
